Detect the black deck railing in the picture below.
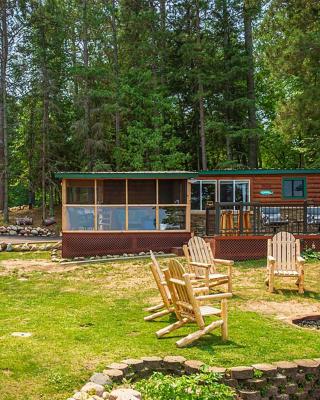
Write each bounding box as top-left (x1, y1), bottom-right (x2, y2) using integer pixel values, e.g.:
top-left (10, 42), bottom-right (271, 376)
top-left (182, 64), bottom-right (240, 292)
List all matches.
top-left (205, 201), bottom-right (320, 236)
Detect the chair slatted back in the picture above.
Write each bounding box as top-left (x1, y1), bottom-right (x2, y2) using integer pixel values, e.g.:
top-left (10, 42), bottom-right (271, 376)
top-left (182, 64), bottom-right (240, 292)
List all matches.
top-left (187, 236), bottom-right (216, 275)
top-left (149, 251), bottom-right (171, 308)
top-left (268, 231), bottom-right (299, 272)
top-left (166, 259), bottom-right (204, 327)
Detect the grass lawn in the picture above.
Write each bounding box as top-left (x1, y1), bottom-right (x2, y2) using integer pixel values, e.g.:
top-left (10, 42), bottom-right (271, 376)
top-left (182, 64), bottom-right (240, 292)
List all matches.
top-left (0, 253), bottom-right (320, 400)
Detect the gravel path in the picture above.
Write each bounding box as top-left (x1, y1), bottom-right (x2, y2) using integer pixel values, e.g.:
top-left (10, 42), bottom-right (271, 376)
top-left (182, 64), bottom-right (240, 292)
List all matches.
top-left (0, 235), bottom-right (61, 244)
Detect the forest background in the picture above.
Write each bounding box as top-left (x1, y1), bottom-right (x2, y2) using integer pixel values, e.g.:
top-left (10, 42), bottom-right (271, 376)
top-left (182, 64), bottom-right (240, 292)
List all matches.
top-left (0, 0), bottom-right (319, 219)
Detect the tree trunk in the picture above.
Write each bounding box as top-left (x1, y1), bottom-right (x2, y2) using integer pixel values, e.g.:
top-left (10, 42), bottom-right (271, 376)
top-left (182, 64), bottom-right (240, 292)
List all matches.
top-left (27, 99), bottom-right (36, 210)
top-left (82, 0), bottom-right (92, 169)
top-left (0, 0), bottom-right (9, 223)
top-left (244, 0), bottom-right (258, 168)
top-left (111, 0), bottom-right (120, 150)
top-left (195, 1), bottom-right (207, 170)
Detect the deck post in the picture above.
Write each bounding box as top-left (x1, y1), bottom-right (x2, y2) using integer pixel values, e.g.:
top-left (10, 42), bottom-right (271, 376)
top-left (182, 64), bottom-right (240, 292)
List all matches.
top-left (214, 202), bottom-right (220, 235)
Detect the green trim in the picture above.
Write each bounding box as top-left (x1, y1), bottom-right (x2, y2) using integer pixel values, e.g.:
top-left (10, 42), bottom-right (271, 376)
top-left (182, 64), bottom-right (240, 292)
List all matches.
top-left (282, 177), bottom-right (307, 199)
top-left (55, 171), bottom-right (198, 179)
top-left (199, 169), bottom-right (320, 176)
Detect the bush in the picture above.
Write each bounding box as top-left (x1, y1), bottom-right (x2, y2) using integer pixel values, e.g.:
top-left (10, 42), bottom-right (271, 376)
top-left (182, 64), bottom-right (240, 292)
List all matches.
top-left (135, 371), bottom-right (236, 400)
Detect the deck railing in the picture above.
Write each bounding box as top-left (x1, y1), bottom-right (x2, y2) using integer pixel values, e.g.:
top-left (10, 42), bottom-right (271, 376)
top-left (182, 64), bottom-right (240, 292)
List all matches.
top-left (205, 201), bottom-right (320, 236)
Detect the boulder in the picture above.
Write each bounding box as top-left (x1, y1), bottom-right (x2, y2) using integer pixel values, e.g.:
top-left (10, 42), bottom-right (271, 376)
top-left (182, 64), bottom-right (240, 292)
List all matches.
top-left (31, 229), bottom-right (38, 236)
top-left (6, 243), bottom-right (13, 252)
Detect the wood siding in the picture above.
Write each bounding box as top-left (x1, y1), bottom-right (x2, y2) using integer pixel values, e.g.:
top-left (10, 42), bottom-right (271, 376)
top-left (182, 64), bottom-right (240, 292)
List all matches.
top-left (198, 174), bottom-right (320, 203)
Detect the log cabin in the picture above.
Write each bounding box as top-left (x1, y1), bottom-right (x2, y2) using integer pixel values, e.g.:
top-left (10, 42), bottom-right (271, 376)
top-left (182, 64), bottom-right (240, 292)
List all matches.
top-left (56, 169), bottom-right (320, 260)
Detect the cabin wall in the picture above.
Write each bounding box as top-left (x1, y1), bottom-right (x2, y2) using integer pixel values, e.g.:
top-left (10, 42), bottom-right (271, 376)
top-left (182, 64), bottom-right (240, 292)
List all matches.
top-left (197, 173), bottom-right (320, 203)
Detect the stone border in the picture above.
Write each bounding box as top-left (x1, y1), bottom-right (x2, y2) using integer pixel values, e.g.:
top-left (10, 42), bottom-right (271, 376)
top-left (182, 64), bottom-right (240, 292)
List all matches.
top-left (67, 356), bottom-right (320, 400)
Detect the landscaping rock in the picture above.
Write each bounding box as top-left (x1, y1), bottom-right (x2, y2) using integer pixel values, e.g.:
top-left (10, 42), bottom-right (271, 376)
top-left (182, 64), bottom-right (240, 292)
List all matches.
top-left (252, 363), bottom-right (277, 377)
top-left (184, 359), bottom-right (204, 374)
top-left (294, 359), bottom-right (320, 373)
top-left (31, 229), bottom-right (39, 236)
top-left (208, 366), bottom-right (226, 374)
top-left (6, 243), bottom-right (12, 251)
top-left (140, 356), bottom-right (162, 370)
top-left (89, 373), bottom-right (112, 386)
top-left (108, 388), bottom-right (141, 400)
top-left (103, 369), bottom-right (123, 382)
top-left (121, 359), bottom-right (144, 372)
top-left (274, 361), bottom-right (298, 377)
top-left (230, 366), bottom-right (254, 380)
top-left (163, 355), bottom-right (186, 372)
top-left (81, 382), bottom-right (104, 397)
top-left (237, 390), bottom-right (261, 400)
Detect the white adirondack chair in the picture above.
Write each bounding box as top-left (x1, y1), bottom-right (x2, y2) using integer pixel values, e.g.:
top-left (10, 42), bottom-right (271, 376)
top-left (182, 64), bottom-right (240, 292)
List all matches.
top-left (266, 231), bottom-right (305, 294)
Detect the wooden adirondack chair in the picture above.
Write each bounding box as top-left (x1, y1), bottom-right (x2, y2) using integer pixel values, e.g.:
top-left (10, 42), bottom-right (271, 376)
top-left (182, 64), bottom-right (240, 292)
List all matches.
top-left (266, 231), bottom-right (305, 294)
top-left (183, 236), bottom-right (233, 292)
top-left (144, 251), bottom-right (174, 321)
top-left (156, 259), bottom-right (231, 348)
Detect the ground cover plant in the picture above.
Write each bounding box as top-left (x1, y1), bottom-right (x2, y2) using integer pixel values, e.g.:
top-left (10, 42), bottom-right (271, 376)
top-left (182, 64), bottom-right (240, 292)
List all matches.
top-left (0, 253), bottom-right (320, 400)
top-left (135, 370), bottom-right (235, 400)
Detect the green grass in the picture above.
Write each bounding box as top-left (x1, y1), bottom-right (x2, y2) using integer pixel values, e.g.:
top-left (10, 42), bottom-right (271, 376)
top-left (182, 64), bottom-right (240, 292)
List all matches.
top-left (0, 251), bottom-right (51, 261)
top-left (0, 256), bottom-right (319, 400)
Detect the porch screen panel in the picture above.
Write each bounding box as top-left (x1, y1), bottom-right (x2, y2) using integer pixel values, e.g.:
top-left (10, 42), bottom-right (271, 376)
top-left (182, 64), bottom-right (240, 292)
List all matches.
top-left (67, 179), bottom-right (94, 204)
top-left (128, 207), bottom-right (156, 230)
top-left (158, 180), bottom-right (186, 204)
top-left (159, 207), bottom-right (186, 230)
top-left (97, 207), bottom-right (125, 230)
top-left (128, 180), bottom-right (156, 204)
top-left (66, 206), bottom-right (95, 230)
top-left (97, 180), bottom-right (126, 204)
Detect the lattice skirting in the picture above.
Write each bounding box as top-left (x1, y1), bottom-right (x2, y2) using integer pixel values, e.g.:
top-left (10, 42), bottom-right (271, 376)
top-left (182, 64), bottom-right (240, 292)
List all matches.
top-left (206, 234), bottom-right (320, 261)
top-left (62, 232), bottom-right (191, 258)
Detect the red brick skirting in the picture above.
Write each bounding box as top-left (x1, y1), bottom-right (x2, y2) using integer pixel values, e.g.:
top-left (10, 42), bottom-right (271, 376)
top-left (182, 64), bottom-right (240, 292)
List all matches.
top-left (205, 234), bottom-right (320, 261)
top-left (62, 232), bottom-right (191, 258)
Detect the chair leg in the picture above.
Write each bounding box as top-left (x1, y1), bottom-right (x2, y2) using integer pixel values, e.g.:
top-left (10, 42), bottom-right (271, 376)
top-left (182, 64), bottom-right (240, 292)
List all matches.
top-left (268, 271), bottom-right (274, 293)
top-left (145, 303), bottom-right (164, 312)
top-left (156, 318), bottom-right (188, 338)
top-left (176, 319), bottom-right (224, 348)
top-left (298, 274), bottom-right (304, 294)
top-left (144, 308), bottom-right (172, 322)
top-left (221, 299), bottom-right (228, 341)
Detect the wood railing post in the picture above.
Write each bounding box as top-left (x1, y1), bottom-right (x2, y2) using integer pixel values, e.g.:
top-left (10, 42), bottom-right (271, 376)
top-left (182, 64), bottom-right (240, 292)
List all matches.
top-left (239, 203), bottom-right (243, 235)
top-left (303, 200), bottom-right (308, 234)
top-left (214, 202), bottom-right (220, 235)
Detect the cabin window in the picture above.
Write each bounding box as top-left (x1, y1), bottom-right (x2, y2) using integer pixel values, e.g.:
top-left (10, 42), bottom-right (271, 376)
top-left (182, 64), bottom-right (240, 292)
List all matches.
top-left (282, 178), bottom-right (306, 199)
top-left (219, 180), bottom-right (249, 203)
top-left (191, 181), bottom-right (216, 210)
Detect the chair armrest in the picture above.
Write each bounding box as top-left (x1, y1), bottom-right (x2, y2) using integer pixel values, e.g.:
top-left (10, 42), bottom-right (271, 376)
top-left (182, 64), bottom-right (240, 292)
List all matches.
top-left (297, 256), bottom-right (305, 264)
top-left (212, 258), bottom-right (234, 266)
top-left (190, 261), bottom-right (211, 268)
top-left (196, 292), bottom-right (232, 301)
top-left (267, 255), bottom-right (276, 263)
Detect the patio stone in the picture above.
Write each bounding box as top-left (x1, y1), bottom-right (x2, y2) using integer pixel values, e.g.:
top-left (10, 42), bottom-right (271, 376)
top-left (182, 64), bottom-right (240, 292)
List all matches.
top-left (230, 366), bottom-right (254, 380)
top-left (208, 366), bottom-right (226, 374)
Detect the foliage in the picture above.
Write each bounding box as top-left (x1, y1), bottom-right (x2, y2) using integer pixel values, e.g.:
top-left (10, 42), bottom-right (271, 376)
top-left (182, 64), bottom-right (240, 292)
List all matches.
top-left (135, 371), bottom-right (235, 400)
top-left (301, 247), bottom-right (320, 261)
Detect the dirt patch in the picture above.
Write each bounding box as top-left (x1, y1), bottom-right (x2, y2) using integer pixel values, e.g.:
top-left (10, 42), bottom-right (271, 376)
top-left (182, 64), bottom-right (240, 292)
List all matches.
top-left (0, 259), bottom-right (80, 275)
top-left (243, 300), bottom-right (320, 320)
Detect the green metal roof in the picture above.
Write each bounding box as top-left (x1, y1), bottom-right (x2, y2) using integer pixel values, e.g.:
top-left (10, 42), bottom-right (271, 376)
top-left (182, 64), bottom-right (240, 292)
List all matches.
top-left (55, 171), bottom-right (198, 179)
top-left (199, 169), bottom-right (320, 176)
top-left (55, 168), bottom-right (320, 180)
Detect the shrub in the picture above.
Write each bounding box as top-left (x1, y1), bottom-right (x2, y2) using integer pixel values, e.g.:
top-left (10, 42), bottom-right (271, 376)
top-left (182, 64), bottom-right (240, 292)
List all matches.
top-left (135, 371), bottom-right (236, 400)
